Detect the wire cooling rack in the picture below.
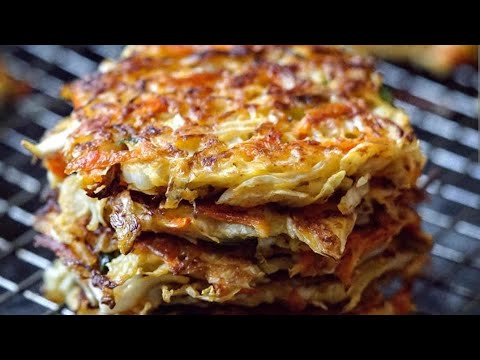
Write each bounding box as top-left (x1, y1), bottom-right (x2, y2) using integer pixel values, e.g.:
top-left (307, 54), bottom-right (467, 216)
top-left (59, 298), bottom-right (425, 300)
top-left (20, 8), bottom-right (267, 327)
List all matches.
top-left (0, 45), bottom-right (478, 315)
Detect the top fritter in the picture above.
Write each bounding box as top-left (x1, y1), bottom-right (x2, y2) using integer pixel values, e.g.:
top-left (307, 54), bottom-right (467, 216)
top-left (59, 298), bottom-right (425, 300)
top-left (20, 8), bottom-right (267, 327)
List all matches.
top-left (24, 45), bottom-right (424, 209)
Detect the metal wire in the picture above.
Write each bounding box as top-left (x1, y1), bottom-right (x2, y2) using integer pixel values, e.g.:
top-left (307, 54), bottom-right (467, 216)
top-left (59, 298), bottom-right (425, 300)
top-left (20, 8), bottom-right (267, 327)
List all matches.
top-left (0, 45), bottom-right (478, 315)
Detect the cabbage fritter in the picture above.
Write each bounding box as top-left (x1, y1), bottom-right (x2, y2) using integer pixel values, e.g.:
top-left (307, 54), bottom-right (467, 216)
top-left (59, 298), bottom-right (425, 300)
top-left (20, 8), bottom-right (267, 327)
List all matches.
top-left (24, 45), bottom-right (424, 209)
top-left (23, 46), bottom-right (431, 315)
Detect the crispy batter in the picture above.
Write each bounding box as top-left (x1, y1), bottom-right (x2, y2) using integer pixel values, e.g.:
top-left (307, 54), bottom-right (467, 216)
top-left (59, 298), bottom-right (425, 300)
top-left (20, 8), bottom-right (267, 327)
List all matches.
top-left (36, 194), bottom-right (422, 291)
top-left (335, 210), bottom-right (427, 285)
top-left (36, 196), bottom-right (428, 314)
top-left (41, 174), bottom-right (421, 260)
top-left (135, 234), bottom-right (263, 294)
top-left (108, 190), bottom-right (357, 258)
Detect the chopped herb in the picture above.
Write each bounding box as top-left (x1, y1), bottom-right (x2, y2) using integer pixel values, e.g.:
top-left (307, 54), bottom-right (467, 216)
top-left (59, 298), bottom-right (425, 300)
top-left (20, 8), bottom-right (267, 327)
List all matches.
top-left (380, 85), bottom-right (394, 105)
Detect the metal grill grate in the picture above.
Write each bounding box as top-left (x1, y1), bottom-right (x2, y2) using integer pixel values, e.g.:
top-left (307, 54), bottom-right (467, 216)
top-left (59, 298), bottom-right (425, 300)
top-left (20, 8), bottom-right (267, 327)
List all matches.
top-left (0, 45), bottom-right (478, 315)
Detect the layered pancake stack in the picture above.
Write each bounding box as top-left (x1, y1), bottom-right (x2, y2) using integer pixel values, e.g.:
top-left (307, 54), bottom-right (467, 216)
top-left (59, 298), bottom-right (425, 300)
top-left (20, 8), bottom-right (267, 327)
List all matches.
top-left (23, 45), bottom-right (431, 314)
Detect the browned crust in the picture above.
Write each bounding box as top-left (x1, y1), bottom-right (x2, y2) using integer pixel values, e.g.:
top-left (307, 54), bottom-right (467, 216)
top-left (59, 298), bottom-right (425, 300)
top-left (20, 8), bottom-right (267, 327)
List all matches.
top-left (135, 233), bottom-right (260, 295)
top-left (35, 200), bottom-right (423, 293)
top-left (352, 45), bottom-right (478, 76)
top-left (36, 46), bottom-right (419, 195)
top-left (195, 201), bottom-right (270, 232)
top-left (290, 203), bottom-right (347, 260)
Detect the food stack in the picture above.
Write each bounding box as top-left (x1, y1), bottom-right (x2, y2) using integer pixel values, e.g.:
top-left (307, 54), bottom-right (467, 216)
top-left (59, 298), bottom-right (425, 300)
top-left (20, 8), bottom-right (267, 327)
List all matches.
top-left (23, 45), bottom-right (431, 314)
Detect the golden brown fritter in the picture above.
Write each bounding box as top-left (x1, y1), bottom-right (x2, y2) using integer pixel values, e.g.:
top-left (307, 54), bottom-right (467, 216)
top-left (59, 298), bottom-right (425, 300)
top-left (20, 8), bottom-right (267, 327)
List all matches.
top-left (24, 45), bottom-right (424, 209)
top-left (24, 46), bottom-right (431, 315)
top-left (39, 226), bottom-right (428, 315)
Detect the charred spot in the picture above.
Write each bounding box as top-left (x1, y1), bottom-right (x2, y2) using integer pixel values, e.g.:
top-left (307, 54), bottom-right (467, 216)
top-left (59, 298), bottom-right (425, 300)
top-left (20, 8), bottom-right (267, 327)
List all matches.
top-left (266, 62), bottom-right (295, 80)
top-left (322, 209), bottom-right (340, 218)
top-left (341, 79), bottom-right (367, 95)
top-left (253, 54), bottom-right (266, 66)
top-left (267, 84), bottom-right (286, 96)
top-left (186, 87), bottom-right (203, 96)
top-left (112, 123), bottom-right (136, 137)
top-left (230, 71), bottom-right (257, 88)
top-left (194, 49), bottom-right (231, 60)
top-left (85, 164), bottom-right (124, 199)
top-left (129, 219), bottom-right (140, 232)
top-left (369, 120), bottom-right (385, 135)
top-left (286, 64), bottom-right (300, 73)
top-left (135, 79), bottom-right (146, 91)
top-left (91, 271), bottom-right (117, 289)
top-left (294, 94), bottom-right (328, 106)
top-left (370, 177), bottom-right (396, 189)
top-left (185, 87), bottom-right (215, 103)
top-left (303, 139), bottom-right (320, 146)
top-left (178, 254), bottom-right (187, 261)
top-left (165, 143), bottom-right (187, 157)
top-left (130, 190), bottom-right (164, 208)
top-left (101, 295), bottom-right (116, 309)
top-left (201, 155), bottom-right (218, 167)
top-left (382, 248), bottom-right (397, 258)
top-left (74, 141), bottom-right (96, 153)
top-left (322, 234), bottom-right (338, 245)
top-left (273, 100), bottom-right (290, 111)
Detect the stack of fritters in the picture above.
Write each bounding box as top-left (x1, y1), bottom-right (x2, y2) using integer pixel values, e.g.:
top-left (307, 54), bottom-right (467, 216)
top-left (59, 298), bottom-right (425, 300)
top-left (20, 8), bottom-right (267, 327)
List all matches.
top-left (24, 45), bottom-right (431, 314)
